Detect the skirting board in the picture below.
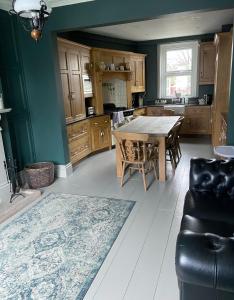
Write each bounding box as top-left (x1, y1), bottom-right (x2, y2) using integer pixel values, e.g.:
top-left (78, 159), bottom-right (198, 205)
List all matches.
top-left (55, 162), bottom-right (73, 178)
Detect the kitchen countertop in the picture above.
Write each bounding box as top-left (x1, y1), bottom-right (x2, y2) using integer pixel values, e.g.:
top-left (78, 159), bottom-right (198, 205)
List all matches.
top-left (135, 104), bottom-right (211, 108)
top-left (66, 114), bottom-right (107, 125)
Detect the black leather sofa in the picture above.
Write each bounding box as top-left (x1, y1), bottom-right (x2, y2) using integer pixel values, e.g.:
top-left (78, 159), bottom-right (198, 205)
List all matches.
top-left (176, 158), bottom-right (234, 300)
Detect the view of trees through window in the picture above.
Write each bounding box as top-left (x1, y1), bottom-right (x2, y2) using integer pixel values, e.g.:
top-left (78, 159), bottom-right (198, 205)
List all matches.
top-left (166, 48), bottom-right (192, 97)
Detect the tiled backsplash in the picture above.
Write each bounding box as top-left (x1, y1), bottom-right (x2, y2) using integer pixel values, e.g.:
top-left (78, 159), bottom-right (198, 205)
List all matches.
top-left (102, 79), bottom-right (127, 107)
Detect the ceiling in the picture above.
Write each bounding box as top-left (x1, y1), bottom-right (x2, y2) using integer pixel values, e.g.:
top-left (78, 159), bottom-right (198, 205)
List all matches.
top-left (82, 9), bottom-right (234, 41)
top-left (0, 0), bottom-right (93, 11)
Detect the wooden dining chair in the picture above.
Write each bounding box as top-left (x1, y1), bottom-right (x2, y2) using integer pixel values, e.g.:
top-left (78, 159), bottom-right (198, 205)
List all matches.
top-left (160, 109), bottom-right (175, 116)
top-left (175, 116), bottom-right (184, 160)
top-left (166, 121), bottom-right (182, 170)
top-left (113, 132), bottom-right (159, 191)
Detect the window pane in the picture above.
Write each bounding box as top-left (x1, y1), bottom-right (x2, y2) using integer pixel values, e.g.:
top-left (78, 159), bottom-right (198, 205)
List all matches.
top-left (166, 49), bottom-right (192, 72)
top-left (166, 75), bottom-right (191, 97)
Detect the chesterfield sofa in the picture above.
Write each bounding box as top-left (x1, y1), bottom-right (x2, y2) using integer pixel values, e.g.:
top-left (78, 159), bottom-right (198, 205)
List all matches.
top-left (176, 158), bottom-right (234, 300)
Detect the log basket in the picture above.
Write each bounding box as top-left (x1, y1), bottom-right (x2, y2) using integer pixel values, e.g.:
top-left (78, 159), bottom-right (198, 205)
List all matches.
top-left (24, 162), bottom-right (54, 189)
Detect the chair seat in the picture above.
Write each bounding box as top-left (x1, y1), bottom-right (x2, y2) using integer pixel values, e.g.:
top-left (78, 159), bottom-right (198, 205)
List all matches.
top-left (181, 215), bottom-right (234, 237)
top-left (184, 190), bottom-right (234, 224)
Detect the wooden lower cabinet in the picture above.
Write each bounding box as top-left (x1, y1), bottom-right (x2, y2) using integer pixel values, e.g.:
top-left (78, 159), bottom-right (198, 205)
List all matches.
top-left (67, 119), bottom-right (91, 164)
top-left (67, 115), bottom-right (111, 165)
top-left (146, 106), bottom-right (163, 116)
top-left (133, 107), bottom-right (146, 116)
top-left (90, 115), bottom-right (111, 151)
top-left (180, 106), bottom-right (211, 135)
top-left (219, 114), bottom-right (227, 145)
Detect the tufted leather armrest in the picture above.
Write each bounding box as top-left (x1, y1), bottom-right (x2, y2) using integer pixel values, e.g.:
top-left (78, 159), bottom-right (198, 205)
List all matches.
top-left (176, 231), bottom-right (234, 293)
top-left (189, 158), bottom-right (234, 197)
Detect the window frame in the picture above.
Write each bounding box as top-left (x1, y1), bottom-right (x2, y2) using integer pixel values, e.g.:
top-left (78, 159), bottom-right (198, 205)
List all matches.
top-left (158, 41), bottom-right (199, 98)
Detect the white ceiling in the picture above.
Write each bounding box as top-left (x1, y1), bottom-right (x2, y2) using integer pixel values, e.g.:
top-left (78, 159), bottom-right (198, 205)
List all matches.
top-left (0, 0), bottom-right (93, 11)
top-left (82, 9), bottom-right (234, 41)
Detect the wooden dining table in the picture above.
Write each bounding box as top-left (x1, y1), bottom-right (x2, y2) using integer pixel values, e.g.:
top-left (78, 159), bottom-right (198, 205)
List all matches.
top-left (113, 116), bottom-right (181, 182)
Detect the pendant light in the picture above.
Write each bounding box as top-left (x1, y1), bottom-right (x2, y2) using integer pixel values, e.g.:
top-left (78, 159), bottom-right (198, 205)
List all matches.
top-left (9, 0), bottom-right (52, 41)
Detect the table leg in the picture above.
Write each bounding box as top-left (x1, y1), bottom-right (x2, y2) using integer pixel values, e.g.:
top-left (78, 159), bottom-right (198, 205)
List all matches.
top-left (115, 141), bottom-right (122, 177)
top-left (158, 137), bottom-right (166, 182)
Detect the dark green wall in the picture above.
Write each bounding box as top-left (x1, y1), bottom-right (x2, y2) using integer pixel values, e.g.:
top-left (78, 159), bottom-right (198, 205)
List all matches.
top-left (1, 0), bottom-right (234, 168)
top-left (0, 11), bottom-right (36, 169)
top-left (0, 10), bottom-right (69, 168)
top-left (59, 31), bottom-right (136, 52)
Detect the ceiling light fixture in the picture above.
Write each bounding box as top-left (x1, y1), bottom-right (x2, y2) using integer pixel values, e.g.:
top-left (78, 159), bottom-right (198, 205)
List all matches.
top-left (9, 0), bottom-right (52, 41)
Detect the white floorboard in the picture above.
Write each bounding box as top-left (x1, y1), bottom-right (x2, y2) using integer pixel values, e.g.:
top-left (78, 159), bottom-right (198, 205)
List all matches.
top-left (43, 136), bottom-right (213, 300)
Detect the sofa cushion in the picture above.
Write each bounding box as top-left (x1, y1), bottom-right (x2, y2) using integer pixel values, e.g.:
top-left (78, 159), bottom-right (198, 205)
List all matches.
top-left (189, 158), bottom-right (234, 198)
top-left (181, 215), bottom-right (234, 237)
top-left (183, 190), bottom-right (234, 224)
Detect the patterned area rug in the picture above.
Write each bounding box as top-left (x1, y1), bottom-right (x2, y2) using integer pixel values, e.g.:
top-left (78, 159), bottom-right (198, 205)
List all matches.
top-left (0, 193), bottom-right (135, 299)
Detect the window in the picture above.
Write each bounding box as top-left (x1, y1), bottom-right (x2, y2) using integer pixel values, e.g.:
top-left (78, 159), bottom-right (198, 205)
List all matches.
top-left (159, 41), bottom-right (198, 98)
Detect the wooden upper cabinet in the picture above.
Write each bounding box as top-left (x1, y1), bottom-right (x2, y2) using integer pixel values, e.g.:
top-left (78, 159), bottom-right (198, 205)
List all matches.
top-left (57, 38), bottom-right (91, 123)
top-left (80, 47), bottom-right (91, 75)
top-left (58, 43), bottom-right (73, 123)
top-left (130, 54), bottom-right (146, 93)
top-left (199, 42), bottom-right (216, 85)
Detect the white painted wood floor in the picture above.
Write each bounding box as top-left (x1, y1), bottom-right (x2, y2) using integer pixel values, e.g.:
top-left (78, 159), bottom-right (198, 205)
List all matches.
top-left (45, 136), bottom-right (213, 300)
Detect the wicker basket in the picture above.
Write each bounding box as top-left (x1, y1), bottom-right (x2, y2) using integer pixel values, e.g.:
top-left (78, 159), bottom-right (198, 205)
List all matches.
top-left (24, 162), bottom-right (54, 189)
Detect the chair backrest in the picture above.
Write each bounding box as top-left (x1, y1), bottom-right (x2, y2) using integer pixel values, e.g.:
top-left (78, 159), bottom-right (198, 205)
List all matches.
top-left (167, 121), bottom-right (182, 145)
top-left (113, 131), bottom-right (157, 163)
top-left (189, 158), bottom-right (234, 197)
top-left (160, 109), bottom-right (175, 116)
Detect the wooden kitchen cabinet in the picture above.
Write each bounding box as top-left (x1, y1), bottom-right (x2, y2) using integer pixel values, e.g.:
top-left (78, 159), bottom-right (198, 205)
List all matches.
top-left (219, 114), bottom-right (227, 145)
top-left (133, 107), bottom-right (147, 116)
top-left (90, 115), bottom-right (111, 151)
top-left (58, 38), bottom-right (91, 123)
top-left (130, 54), bottom-right (146, 93)
top-left (80, 47), bottom-right (91, 75)
top-left (67, 119), bottom-right (91, 165)
top-left (212, 32), bottom-right (232, 146)
top-left (199, 42), bottom-right (216, 85)
top-left (67, 115), bottom-right (111, 165)
top-left (180, 106), bottom-right (211, 135)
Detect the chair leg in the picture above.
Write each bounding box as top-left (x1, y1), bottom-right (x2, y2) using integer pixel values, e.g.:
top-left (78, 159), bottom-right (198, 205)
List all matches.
top-left (178, 142), bottom-right (182, 158)
top-left (152, 160), bottom-right (158, 180)
top-left (141, 163), bottom-right (147, 191)
top-left (169, 149), bottom-right (176, 171)
top-left (121, 161), bottom-right (126, 187)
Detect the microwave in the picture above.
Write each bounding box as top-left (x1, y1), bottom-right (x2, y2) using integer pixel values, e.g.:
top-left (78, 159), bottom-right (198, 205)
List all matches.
top-left (82, 75), bottom-right (93, 98)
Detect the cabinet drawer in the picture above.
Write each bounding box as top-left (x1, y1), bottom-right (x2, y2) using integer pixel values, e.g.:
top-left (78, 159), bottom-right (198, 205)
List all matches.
top-left (67, 120), bottom-right (90, 141)
top-left (90, 115), bottom-right (110, 127)
top-left (69, 135), bottom-right (91, 163)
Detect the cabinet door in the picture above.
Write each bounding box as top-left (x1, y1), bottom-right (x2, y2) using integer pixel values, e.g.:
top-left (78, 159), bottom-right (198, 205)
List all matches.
top-left (58, 46), bottom-right (73, 122)
top-left (130, 60), bottom-right (136, 89)
top-left (130, 55), bottom-right (145, 93)
top-left (68, 49), bottom-right (86, 120)
top-left (80, 48), bottom-right (90, 75)
top-left (92, 125), bottom-right (111, 151)
top-left (199, 42), bottom-right (216, 85)
top-left (181, 107), bottom-right (211, 134)
top-left (90, 117), bottom-right (111, 151)
top-left (135, 58), bottom-right (145, 89)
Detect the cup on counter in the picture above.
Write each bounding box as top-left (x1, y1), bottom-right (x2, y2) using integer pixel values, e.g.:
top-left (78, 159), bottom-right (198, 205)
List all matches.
top-left (110, 64), bottom-right (115, 71)
top-left (120, 65), bottom-right (124, 71)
